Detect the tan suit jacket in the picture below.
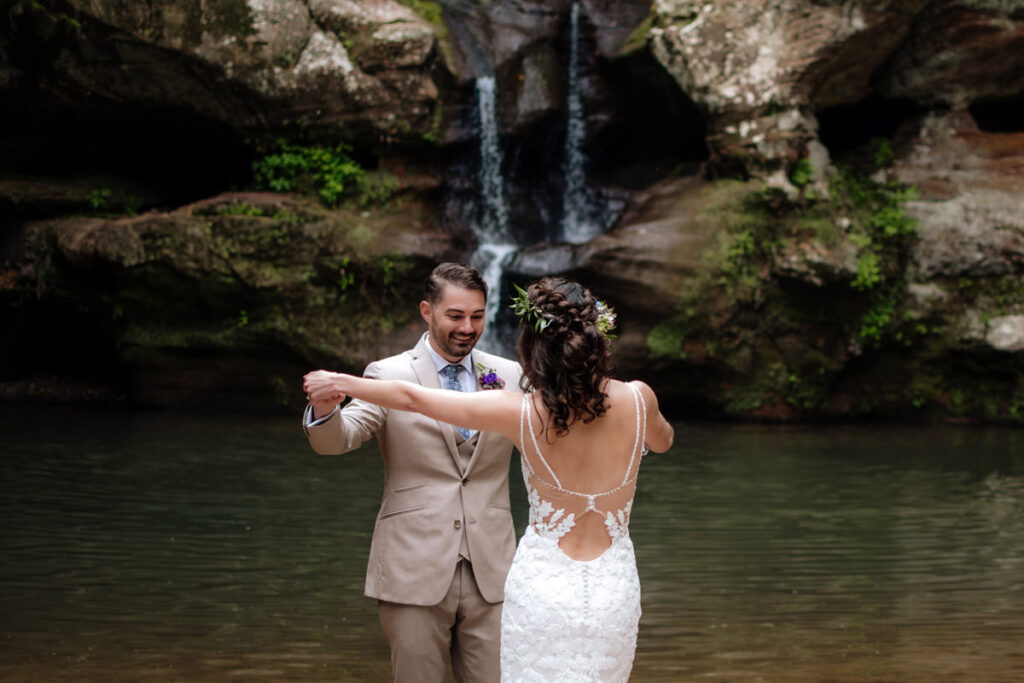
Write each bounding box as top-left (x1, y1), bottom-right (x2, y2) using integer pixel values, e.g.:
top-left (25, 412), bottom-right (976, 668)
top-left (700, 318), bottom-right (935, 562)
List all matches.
top-left (303, 336), bottom-right (522, 606)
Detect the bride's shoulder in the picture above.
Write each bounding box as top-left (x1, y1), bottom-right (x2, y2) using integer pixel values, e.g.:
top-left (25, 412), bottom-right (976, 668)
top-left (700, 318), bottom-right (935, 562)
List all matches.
top-left (605, 378), bottom-right (650, 394)
top-left (608, 379), bottom-right (658, 406)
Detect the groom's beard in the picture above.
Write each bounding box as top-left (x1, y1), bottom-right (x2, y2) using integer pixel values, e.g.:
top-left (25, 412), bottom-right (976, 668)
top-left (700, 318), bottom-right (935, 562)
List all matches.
top-left (431, 327), bottom-right (479, 360)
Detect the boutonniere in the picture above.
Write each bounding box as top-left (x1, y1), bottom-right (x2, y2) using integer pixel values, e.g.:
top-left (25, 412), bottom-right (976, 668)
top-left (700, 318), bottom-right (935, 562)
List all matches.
top-left (475, 362), bottom-right (506, 390)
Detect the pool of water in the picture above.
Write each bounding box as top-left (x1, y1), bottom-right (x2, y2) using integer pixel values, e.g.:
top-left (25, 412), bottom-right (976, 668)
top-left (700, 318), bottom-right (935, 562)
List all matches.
top-left (1, 406), bottom-right (1022, 681)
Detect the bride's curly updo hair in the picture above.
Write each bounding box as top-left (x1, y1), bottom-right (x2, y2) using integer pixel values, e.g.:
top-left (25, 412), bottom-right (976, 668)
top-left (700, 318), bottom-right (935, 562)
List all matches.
top-left (517, 277), bottom-right (612, 436)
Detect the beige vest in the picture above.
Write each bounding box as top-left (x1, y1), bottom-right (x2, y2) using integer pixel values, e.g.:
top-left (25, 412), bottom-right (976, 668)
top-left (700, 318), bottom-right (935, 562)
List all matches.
top-left (456, 431), bottom-right (479, 560)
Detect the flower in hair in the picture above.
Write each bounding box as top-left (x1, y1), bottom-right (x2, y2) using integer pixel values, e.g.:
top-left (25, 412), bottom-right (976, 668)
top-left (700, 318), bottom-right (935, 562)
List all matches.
top-left (510, 283), bottom-right (552, 332)
top-left (595, 300), bottom-right (617, 338)
top-left (475, 362), bottom-right (506, 390)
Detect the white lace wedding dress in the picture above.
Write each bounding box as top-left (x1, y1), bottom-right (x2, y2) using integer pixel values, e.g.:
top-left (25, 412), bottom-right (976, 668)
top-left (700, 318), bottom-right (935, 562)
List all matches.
top-left (500, 383), bottom-right (648, 682)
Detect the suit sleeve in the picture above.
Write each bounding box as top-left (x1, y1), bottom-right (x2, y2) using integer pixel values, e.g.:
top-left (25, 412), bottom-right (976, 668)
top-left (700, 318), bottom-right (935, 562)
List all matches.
top-left (302, 361), bottom-right (388, 455)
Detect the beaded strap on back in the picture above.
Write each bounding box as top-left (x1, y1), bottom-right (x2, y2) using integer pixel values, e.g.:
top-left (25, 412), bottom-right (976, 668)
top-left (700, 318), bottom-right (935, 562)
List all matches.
top-left (519, 393), bottom-right (561, 487)
top-left (623, 382), bottom-right (648, 482)
top-left (518, 382), bottom-right (647, 498)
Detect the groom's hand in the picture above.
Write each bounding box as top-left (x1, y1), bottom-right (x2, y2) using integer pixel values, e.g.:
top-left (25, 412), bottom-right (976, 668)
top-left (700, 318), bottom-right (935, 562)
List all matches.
top-left (304, 370), bottom-right (346, 419)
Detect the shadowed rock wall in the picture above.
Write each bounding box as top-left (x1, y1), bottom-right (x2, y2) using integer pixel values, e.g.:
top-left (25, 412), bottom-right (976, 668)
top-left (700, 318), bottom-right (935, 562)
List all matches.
top-left (2, 0), bottom-right (1022, 419)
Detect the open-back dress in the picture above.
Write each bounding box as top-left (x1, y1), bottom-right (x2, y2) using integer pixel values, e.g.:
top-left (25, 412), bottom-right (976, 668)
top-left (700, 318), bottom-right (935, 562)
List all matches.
top-left (500, 383), bottom-right (648, 682)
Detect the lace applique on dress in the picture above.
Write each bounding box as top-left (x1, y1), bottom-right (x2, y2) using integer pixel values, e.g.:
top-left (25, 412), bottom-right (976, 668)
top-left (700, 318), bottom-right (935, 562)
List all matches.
top-left (604, 499), bottom-right (633, 541)
top-left (525, 479), bottom-right (576, 540)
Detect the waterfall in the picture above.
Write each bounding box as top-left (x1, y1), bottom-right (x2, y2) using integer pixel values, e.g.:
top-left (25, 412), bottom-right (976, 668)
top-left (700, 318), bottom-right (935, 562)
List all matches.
top-left (474, 77), bottom-right (510, 243)
top-left (474, 243), bottom-right (517, 353)
top-left (471, 77), bottom-right (517, 353)
top-left (560, 2), bottom-right (599, 245)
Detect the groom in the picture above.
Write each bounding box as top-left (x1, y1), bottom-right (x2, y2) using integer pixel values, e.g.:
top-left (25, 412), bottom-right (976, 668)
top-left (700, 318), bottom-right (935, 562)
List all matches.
top-left (302, 262), bottom-right (522, 683)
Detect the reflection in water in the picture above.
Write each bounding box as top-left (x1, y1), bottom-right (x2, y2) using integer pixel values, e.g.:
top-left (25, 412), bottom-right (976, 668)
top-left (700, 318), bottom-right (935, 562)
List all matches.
top-left (1, 408), bottom-right (1022, 681)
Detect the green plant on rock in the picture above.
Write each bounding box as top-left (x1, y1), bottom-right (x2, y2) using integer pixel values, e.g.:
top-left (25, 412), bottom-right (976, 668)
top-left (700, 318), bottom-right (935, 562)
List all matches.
top-left (358, 171), bottom-right (401, 208)
top-left (217, 202), bottom-right (265, 216)
top-left (86, 188), bottom-right (111, 211)
top-left (825, 167), bottom-right (919, 346)
top-left (268, 228), bottom-right (288, 246)
top-left (851, 250), bottom-right (882, 291)
top-left (270, 210), bottom-right (306, 225)
top-left (396, 0), bottom-right (444, 25)
top-left (85, 187), bottom-right (143, 216)
top-left (782, 365), bottom-right (832, 412)
top-left (829, 169), bottom-right (918, 244)
top-left (253, 141), bottom-right (365, 207)
top-left (870, 185), bottom-right (918, 238)
top-left (646, 321), bottom-right (689, 362)
top-left (871, 137), bottom-right (894, 168)
top-left (1009, 394), bottom-right (1024, 423)
top-left (788, 158), bottom-right (813, 188)
top-left (858, 293), bottom-right (895, 342)
top-left (336, 257), bottom-right (355, 300)
top-left (374, 255), bottom-right (413, 303)
top-left (324, 254), bottom-right (413, 307)
top-left (422, 99), bottom-right (444, 145)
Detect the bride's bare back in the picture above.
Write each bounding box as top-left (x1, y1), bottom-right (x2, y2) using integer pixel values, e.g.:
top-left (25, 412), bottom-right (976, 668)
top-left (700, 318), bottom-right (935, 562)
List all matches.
top-left (519, 379), bottom-right (650, 561)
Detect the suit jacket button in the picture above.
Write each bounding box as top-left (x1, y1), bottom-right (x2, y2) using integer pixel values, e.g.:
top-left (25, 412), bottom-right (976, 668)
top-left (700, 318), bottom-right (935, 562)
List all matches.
top-left (453, 520), bottom-right (462, 530)
top-left (462, 478), bottom-right (468, 486)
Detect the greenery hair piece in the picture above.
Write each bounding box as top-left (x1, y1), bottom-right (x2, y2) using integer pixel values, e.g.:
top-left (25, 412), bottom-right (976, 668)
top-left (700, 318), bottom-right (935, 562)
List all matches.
top-left (510, 283), bottom-right (551, 332)
top-left (595, 300), bottom-right (617, 338)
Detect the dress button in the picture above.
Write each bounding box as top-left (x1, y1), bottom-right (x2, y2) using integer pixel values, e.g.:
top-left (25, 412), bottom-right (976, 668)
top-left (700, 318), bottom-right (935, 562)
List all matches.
top-left (454, 520), bottom-right (462, 530)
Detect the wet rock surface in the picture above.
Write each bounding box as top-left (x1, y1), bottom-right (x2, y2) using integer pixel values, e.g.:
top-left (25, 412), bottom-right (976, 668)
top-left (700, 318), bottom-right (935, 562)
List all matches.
top-left (2, 0), bottom-right (1023, 420)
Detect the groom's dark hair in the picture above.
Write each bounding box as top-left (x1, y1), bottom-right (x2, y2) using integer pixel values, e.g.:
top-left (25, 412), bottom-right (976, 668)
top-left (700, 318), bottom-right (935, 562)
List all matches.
top-left (424, 262), bottom-right (488, 304)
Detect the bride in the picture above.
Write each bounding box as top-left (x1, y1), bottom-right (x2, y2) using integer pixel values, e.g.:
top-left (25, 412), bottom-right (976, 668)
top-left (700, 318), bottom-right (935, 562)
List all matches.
top-left (305, 277), bottom-right (674, 681)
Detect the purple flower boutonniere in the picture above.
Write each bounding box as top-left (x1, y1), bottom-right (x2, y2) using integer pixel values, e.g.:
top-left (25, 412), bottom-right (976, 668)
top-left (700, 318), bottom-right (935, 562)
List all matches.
top-left (475, 362), bottom-right (506, 390)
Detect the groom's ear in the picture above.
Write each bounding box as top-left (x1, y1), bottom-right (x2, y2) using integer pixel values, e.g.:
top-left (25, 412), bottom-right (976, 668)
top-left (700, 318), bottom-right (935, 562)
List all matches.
top-left (419, 300), bottom-right (432, 324)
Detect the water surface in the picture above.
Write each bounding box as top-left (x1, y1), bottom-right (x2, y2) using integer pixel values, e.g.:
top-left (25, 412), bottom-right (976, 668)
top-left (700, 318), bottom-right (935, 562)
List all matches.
top-left (1, 407), bottom-right (1022, 681)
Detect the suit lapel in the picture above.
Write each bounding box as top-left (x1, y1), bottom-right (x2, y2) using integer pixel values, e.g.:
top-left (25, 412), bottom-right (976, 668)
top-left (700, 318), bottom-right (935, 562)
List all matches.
top-left (466, 429), bottom-right (491, 474)
top-left (410, 336), bottom-right (463, 468)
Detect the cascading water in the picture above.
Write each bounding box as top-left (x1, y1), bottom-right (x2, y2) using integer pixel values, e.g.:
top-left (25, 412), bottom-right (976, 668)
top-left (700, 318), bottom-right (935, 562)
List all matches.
top-left (475, 77), bottom-right (509, 243)
top-left (470, 77), bottom-right (517, 354)
top-left (560, 2), bottom-right (601, 245)
top-left (463, 7), bottom-right (621, 354)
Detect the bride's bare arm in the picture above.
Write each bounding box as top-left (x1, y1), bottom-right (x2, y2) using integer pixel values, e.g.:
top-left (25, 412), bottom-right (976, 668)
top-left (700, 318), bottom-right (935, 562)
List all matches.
top-left (303, 369), bottom-right (521, 441)
top-left (632, 380), bottom-right (674, 453)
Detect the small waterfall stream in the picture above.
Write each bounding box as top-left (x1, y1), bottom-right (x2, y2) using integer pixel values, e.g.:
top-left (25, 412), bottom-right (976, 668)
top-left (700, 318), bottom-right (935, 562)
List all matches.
top-left (470, 77), bottom-right (517, 353)
top-left (474, 76), bottom-right (510, 242)
top-left (560, 2), bottom-right (600, 245)
top-left (468, 5), bottom-right (612, 353)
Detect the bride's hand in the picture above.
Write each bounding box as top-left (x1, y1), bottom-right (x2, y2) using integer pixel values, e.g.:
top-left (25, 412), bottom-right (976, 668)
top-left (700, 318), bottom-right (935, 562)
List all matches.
top-left (303, 370), bottom-right (347, 416)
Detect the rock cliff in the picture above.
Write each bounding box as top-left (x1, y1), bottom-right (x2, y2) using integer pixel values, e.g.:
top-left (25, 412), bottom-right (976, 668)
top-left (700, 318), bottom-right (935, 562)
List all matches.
top-left (2, 0), bottom-right (1022, 420)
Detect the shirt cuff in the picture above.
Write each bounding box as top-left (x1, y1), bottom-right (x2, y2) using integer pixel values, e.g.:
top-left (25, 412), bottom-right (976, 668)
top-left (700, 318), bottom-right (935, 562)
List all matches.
top-left (305, 404), bottom-right (339, 427)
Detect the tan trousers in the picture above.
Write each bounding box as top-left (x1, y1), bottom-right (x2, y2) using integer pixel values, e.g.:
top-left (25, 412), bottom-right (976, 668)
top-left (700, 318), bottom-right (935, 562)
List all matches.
top-left (378, 560), bottom-right (501, 683)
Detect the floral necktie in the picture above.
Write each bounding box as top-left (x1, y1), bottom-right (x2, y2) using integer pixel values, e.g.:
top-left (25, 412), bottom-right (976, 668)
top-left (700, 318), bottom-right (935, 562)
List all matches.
top-left (441, 364), bottom-right (471, 440)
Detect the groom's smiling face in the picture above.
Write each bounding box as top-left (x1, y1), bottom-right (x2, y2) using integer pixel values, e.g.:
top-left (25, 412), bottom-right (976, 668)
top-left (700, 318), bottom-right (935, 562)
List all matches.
top-left (421, 284), bottom-right (486, 362)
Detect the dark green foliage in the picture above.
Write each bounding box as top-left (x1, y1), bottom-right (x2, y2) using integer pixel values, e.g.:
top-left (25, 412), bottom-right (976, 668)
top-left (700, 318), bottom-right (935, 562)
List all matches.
top-left (252, 141), bottom-right (365, 207)
top-left (645, 167), bottom-right (930, 419)
top-left (870, 137), bottom-right (894, 168)
top-left (84, 187), bottom-right (144, 216)
top-left (788, 158), bottom-right (813, 187)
